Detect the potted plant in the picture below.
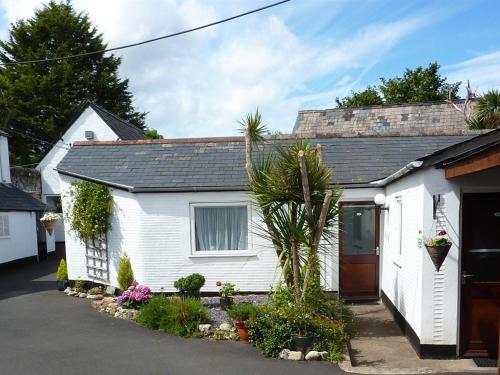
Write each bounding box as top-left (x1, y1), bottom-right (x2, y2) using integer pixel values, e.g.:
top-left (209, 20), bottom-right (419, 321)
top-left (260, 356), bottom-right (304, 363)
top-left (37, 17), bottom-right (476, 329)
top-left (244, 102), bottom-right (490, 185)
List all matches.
top-left (227, 302), bottom-right (257, 342)
top-left (56, 259), bottom-right (69, 291)
top-left (424, 230), bottom-right (452, 271)
top-left (217, 282), bottom-right (238, 310)
top-left (286, 303), bottom-right (317, 355)
top-left (174, 273), bottom-right (205, 299)
top-left (40, 211), bottom-right (60, 236)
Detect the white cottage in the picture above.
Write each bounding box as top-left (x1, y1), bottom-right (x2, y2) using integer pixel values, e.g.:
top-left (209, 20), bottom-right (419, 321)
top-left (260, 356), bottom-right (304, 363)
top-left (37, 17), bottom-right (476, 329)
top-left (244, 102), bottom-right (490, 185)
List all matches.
top-left (0, 130), bottom-right (49, 266)
top-left (56, 128), bottom-right (499, 359)
top-left (36, 102), bottom-right (146, 245)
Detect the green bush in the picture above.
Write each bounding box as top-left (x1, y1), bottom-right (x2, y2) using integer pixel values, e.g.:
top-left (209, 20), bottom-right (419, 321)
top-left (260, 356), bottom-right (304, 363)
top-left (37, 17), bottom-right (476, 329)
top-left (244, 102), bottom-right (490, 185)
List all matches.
top-left (87, 286), bottom-right (104, 295)
top-left (136, 296), bottom-right (209, 337)
top-left (117, 254), bottom-right (134, 291)
top-left (74, 279), bottom-right (86, 291)
top-left (56, 259), bottom-right (68, 281)
top-left (227, 302), bottom-right (258, 321)
top-left (173, 273), bottom-right (205, 291)
top-left (219, 282), bottom-right (238, 297)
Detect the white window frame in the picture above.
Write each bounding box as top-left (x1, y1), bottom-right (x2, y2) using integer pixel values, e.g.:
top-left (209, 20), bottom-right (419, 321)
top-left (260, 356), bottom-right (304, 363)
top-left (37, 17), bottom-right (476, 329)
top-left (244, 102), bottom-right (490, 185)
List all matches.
top-left (0, 215), bottom-right (10, 238)
top-left (189, 202), bottom-right (254, 257)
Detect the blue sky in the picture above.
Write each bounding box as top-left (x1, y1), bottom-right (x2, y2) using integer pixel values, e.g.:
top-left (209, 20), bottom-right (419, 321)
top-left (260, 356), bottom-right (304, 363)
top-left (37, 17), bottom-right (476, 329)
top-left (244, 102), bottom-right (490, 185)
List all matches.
top-left (0, 0), bottom-right (498, 137)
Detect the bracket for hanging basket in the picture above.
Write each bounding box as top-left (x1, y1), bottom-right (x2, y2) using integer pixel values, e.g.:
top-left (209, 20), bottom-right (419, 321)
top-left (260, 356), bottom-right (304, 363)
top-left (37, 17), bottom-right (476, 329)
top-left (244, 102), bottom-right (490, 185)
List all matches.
top-left (42, 220), bottom-right (56, 236)
top-left (425, 244), bottom-right (451, 272)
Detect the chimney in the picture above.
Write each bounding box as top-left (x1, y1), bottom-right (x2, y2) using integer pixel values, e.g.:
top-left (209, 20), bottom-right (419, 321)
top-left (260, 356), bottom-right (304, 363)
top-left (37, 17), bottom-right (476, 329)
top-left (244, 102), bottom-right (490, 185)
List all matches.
top-left (0, 131), bottom-right (11, 183)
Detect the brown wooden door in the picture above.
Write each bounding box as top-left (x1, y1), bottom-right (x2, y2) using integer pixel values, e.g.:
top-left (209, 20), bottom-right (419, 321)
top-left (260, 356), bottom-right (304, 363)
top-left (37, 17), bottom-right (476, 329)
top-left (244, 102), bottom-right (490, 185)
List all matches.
top-left (460, 193), bottom-right (500, 358)
top-left (339, 203), bottom-right (380, 300)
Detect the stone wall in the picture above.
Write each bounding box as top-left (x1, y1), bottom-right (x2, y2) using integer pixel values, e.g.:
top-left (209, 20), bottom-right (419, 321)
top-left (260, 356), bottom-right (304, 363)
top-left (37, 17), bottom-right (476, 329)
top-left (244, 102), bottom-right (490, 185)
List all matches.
top-left (293, 100), bottom-right (483, 136)
top-left (10, 167), bottom-right (41, 199)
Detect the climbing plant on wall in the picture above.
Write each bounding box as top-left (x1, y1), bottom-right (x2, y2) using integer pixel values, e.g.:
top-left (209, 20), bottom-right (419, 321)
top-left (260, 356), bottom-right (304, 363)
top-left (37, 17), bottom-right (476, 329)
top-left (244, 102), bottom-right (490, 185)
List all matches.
top-left (67, 181), bottom-right (113, 243)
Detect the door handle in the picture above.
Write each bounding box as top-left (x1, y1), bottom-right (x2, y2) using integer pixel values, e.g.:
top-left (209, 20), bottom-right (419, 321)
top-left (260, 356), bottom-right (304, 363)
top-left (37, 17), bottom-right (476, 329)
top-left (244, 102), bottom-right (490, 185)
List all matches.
top-left (374, 246), bottom-right (380, 256)
top-left (461, 271), bottom-right (474, 285)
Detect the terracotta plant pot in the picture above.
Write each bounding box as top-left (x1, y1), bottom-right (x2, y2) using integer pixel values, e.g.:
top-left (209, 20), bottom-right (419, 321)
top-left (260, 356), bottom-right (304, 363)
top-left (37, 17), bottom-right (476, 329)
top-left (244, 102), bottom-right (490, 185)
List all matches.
top-left (233, 320), bottom-right (249, 342)
top-left (425, 244), bottom-right (451, 272)
top-left (220, 296), bottom-right (233, 311)
top-left (292, 334), bottom-right (317, 355)
top-left (42, 220), bottom-right (55, 236)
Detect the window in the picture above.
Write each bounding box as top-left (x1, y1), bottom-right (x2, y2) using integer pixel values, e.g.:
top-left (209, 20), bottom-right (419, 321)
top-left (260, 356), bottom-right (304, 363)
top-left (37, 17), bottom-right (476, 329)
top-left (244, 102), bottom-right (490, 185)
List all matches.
top-left (395, 197), bottom-right (403, 256)
top-left (0, 215), bottom-right (10, 237)
top-left (193, 205), bottom-right (248, 251)
top-left (46, 196), bottom-right (62, 214)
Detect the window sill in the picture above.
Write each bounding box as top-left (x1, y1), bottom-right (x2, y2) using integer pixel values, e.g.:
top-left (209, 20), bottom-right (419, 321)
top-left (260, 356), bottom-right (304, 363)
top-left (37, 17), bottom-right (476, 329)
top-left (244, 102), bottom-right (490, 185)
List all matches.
top-left (392, 258), bottom-right (402, 268)
top-left (0, 236), bottom-right (11, 240)
top-left (189, 251), bottom-right (257, 258)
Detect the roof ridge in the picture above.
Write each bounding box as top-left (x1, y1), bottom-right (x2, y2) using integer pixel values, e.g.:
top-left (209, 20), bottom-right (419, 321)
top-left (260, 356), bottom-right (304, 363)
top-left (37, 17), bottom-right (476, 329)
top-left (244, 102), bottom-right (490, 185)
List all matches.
top-left (89, 102), bottom-right (140, 130)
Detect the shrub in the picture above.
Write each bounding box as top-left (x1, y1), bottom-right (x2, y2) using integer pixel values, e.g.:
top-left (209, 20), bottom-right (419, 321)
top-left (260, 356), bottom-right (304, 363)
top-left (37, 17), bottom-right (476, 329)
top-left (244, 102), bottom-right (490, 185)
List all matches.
top-left (74, 279), bottom-right (86, 291)
top-left (87, 286), bottom-right (104, 295)
top-left (117, 254), bottom-right (134, 291)
top-left (227, 302), bottom-right (257, 321)
top-left (218, 282), bottom-right (238, 297)
top-left (56, 259), bottom-right (68, 281)
top-left (174, 273), bottom-right (205, 291)
top-left (117, 281), bottom-right (152, 309)
top-left (136, 296), bottom-right (209, 337)
top-left (159, 297), bottom-right (209, 336)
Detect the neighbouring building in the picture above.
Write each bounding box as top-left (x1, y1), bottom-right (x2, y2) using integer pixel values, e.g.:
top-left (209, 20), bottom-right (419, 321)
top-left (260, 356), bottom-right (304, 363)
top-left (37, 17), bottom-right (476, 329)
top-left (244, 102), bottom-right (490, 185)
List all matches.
top-left (55, 101), bottom-right (499, 359)
top-left (0, 130), bottom-right (49, 266)
top-left (36, 102), bottom-right (146, 246)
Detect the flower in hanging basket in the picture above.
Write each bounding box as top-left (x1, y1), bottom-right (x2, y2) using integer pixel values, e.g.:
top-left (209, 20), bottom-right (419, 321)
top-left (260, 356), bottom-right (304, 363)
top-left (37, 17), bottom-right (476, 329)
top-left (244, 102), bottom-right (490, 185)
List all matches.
top-left (40, 212), bottom-right (61, 235)
top-left (424, 230), bottom-right (452, 271)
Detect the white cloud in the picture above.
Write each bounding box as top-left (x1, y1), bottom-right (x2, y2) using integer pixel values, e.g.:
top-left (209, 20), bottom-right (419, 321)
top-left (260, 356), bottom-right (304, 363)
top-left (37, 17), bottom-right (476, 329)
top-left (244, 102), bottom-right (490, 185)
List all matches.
top-left (0, 0), bottom-right (433, 136)
top-left (443, 50), bottom-right (500, 95)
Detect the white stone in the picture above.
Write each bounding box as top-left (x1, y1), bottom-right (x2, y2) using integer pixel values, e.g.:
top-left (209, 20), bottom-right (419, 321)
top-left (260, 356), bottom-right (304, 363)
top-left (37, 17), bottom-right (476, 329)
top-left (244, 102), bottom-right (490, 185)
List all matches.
top-left (64, 287), bottom-right (71, 294)
top-left (219, 323), bottom-right (232, 331)
top-left (86, 294), bottom-right (103, 300)
top-left (319, 351), bottom-right (328, 360)
top-left (67, 290), bottom-right (78, 296)
top-left (279, 349), bottom-right (290, 359)
top-left (78, 292), bottom-right (87, 298)
top-left (287, 351), bottom-right (304, 361)
top-left (305, 351), bottom-right (322, 361)
top-left (198, 324), bottom-right (212, 334)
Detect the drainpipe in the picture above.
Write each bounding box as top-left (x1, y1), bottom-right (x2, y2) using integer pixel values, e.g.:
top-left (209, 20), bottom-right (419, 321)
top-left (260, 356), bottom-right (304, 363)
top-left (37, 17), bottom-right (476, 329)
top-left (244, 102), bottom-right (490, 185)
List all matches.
top-left (370, 161), bottom-right (423, 187)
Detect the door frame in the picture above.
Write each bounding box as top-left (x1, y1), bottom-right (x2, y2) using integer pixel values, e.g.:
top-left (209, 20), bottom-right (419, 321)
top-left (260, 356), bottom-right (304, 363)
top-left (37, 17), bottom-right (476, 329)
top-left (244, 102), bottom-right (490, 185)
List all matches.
top-left (339, 201), bottom-right (381, 300)
top-left (458, 191), bottom-right (500, 358)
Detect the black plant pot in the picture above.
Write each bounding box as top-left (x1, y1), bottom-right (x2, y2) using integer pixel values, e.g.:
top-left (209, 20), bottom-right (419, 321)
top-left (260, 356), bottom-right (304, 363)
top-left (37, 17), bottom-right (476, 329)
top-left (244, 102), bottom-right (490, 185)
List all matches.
top-left (57, 280), bottom-right (68, 291)
top-left (220, 296), bottom-right (233, 311)
top-left (292, 334), bottom-right (317, 355)
top-left (179, 290), bottom-right (200, 299)
top-left (425, 244), bottom-right (451, 272)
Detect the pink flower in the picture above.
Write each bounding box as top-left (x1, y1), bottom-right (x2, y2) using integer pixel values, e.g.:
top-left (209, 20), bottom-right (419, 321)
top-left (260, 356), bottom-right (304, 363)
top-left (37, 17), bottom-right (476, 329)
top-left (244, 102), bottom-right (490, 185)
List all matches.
top-left (216, 281), bottom-right (222, 287)
top-left (131, 279), bottom-right (139, 287)
top-left (437, 230), bottom-right (447, 236)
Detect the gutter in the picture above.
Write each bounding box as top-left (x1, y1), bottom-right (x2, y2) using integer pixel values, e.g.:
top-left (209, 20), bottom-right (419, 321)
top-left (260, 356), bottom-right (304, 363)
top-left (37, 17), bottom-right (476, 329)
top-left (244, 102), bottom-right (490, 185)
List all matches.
top-left (369, 160), bottom-right (423, 187)
top-left (55, 169), bottom-right (135, 192)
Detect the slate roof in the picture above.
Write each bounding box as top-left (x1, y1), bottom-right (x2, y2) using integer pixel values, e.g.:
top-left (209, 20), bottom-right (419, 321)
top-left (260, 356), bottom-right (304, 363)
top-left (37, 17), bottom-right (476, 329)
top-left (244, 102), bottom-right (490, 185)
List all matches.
top-left (56, 135), bottom-right (472, 192)
top-left (421, 128), bottom-right (500, 168)
top-left (0, 129), bottom-right (8, 137)
top-left (0, 183), bottom-right (46, 211)
top-left (89, 103), bottom-right (147, 140)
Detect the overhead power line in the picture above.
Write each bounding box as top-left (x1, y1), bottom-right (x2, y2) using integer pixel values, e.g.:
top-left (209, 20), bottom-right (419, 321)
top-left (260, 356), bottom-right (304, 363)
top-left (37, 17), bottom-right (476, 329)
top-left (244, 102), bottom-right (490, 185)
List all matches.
top-left (0, 0), bottom-right (291, 67)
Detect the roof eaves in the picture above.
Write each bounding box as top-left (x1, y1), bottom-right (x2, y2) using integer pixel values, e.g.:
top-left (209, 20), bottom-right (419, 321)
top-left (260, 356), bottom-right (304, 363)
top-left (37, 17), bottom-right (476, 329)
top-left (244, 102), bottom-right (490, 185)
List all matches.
top-left (55, 169), bottom-right (135, 192)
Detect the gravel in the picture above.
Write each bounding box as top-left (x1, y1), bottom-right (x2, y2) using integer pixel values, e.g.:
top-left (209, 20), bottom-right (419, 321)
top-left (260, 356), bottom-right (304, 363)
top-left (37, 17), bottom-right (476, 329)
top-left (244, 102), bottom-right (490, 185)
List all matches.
top-left (201, 295), bottom-right (269, 326)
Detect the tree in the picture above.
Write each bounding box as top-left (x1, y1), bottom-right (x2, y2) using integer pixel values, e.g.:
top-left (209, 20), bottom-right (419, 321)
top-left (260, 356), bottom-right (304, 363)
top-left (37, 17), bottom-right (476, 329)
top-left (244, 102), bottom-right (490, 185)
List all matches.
top-left (474, 90), bottom-right (500, 129)
top-left (144, 128), bottom-right (164, 139)
top-left (335, 86), bottom-right (383, 108)
top-left (0, 1), bottom-right (146, 164)
top-left (239, 109), bottom-right (267, 179)
top-left (336, 62), bottom-right (461, 108)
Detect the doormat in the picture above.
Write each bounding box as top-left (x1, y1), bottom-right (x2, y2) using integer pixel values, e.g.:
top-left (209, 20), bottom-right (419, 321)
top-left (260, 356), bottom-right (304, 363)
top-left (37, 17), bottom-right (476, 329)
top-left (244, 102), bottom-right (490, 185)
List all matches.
top-left (473, 357), bottom-right (498, 367)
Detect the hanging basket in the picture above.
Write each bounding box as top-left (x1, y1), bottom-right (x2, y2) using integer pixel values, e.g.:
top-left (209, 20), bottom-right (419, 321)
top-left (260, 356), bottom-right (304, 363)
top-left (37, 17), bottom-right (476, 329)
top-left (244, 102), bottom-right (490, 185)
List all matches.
top-left (42, 220), bottom-right (56, 236)
top-left (425, 244), bottom-right (451, 272)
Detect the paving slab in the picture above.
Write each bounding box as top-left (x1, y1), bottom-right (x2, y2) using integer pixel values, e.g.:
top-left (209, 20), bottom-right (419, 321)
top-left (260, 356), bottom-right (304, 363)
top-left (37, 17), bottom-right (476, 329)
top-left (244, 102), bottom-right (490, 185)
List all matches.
top-left (343, 302), bottom-right (496, 374)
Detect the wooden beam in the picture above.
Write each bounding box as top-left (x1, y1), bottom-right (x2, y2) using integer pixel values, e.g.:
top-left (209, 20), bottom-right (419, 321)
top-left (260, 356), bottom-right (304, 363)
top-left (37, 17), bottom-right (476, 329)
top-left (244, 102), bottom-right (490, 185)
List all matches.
top-left (445, 145), bottom-right (500, 178)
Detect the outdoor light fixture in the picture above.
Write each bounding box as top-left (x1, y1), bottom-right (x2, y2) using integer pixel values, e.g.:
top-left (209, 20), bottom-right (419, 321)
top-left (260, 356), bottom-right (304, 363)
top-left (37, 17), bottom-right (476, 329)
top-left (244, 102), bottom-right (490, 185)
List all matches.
top-left (374, 193), bottom-right (389, 211)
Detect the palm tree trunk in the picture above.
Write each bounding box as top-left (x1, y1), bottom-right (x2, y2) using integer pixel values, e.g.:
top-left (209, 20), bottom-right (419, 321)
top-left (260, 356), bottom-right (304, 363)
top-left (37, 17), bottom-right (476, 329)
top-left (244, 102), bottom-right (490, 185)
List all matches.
top-left (290, 203), bottom-right (301, 300)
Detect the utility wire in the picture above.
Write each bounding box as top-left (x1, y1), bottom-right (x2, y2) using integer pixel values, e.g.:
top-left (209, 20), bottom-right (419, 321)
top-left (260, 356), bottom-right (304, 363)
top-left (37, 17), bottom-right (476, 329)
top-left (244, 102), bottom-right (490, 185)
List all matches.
top-left (0, 0), bottom-right (291, 67)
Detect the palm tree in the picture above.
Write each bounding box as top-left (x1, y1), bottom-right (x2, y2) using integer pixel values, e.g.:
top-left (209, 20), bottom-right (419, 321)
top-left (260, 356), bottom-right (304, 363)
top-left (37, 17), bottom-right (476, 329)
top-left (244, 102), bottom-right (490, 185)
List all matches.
top-left (475, 90), bottom-right (500, 129)
top-left (239, 109), bottom-right (267, 179)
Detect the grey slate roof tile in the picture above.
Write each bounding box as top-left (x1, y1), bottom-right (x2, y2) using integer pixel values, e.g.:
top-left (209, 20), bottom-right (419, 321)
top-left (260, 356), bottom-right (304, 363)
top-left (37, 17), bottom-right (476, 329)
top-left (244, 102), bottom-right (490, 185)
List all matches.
top-left (89, 103), bottom-right (147, 140)
top-left (0, 183), bottom-right (46, 211)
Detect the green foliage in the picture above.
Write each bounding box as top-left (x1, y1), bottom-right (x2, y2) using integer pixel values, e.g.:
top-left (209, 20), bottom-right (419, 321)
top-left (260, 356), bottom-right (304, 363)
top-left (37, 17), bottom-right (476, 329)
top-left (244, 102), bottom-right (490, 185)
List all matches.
top-left (227, 302), bottom-right (258, 321)
top-left (56, 258), bottom-right (68, 281)
top-left (137, 296), bottom-right (209, 337)
top-left (336, 62), bottom-right (461, 108)
top-left (239, 108), bottom-right (268, 144)
top-left (74, 279), bottom-right (86, 291)
top-left (88, 286), bottom-right (104, 295)
top-left (472, 90), bottom-right (500, 129)
top-left (247, 287), bottom-right (353, 362)
top-left (174, 273), bottom-right (205, 291)
top-left (0, 1), bottom-right (146, 164)
top-left (117, 254), bottom-right (134, 291)
top-left (335, 86), bottom-right (383, 108)
top-left (143, 128), bottom-right (164, 139)
top-left (67, 181), bottom-right (113, 243)
top-left (219, 282), bottom-right (238, 297)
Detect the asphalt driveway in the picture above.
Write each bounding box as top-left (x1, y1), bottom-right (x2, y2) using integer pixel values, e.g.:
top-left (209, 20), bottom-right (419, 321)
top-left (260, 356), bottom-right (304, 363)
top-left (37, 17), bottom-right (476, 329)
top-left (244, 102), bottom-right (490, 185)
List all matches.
top-left (0, 255), bottom-right (340, 375)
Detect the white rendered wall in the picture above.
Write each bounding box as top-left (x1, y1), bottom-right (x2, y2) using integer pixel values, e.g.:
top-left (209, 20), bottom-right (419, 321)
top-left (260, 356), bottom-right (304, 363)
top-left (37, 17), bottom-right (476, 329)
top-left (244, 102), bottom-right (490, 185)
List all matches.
top-left (0, 134), bottom-right (11, 183)
top-left (381, 170), bottom-right (425, 341)
top-left (0, 211), bottom-right (38, 264)
top-left (38, 107), bottom-right (119, 242)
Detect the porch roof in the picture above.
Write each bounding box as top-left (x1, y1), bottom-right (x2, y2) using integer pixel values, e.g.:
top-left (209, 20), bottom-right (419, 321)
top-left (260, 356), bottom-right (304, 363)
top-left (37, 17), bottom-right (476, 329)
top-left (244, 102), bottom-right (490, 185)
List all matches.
top-left (0, 183), bottom-right (46, 211)
top-left (56, 135), bottom-right (470, 192)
